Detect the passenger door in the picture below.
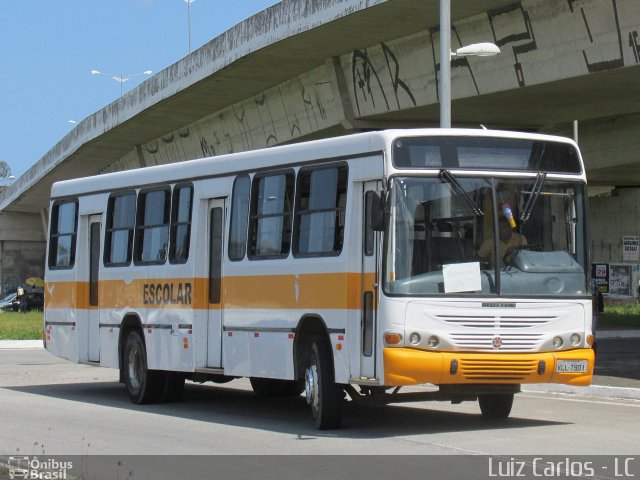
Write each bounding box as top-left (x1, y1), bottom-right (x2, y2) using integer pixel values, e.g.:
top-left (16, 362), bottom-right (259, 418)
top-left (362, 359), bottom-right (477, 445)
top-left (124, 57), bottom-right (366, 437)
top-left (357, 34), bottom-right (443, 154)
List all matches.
top-left (360, 181), bottom-right (381, 379)
top-left (88, 215), bottom-right (101, 362)
top-left (206, 199), bottom-right (225, 368)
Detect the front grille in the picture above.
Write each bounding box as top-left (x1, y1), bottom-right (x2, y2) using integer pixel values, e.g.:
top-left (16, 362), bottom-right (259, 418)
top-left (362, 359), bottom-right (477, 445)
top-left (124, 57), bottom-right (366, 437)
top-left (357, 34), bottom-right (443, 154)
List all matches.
top-left (459, 357), bottom-right (538, 381)
top-left (439, 314), bottom-right (555, 329)
top-left (450, 333), bottom-right (543, 351)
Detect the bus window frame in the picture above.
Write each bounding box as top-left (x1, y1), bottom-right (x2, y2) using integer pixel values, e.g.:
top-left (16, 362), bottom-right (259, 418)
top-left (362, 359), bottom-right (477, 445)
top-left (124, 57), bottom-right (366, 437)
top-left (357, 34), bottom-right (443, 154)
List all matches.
top-left (134, 186), bottom-right (172, 266)
top-left (48, 198), bottom-right (79, 270)
top-left (169, 182), bottom-right (194, 265)
top-left (248, 169), bottom-right (295, 261)
top-left (292, 163), bottom-right (348, 259)
top-left (104, 190), bottom-right (137, 268)
top-left (228, 175), bottom-right (251, 262)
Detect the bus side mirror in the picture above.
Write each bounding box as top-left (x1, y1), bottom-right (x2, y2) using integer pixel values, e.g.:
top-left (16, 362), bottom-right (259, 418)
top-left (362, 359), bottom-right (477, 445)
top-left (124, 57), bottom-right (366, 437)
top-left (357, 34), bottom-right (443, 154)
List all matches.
top-left (368, 191), bottom-right (385, 232)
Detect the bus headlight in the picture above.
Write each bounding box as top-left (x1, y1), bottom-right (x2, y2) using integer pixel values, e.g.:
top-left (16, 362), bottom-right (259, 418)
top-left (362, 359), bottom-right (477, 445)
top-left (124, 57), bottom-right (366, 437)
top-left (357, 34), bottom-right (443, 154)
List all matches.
top-left (409, 333), bottom-right (421, 345)
top-left (427, 335), bottom-right (440, 348)
top-left (553, 336), bottom-right (564, 348)
top-left (570, 333), bottom-right (581, 346)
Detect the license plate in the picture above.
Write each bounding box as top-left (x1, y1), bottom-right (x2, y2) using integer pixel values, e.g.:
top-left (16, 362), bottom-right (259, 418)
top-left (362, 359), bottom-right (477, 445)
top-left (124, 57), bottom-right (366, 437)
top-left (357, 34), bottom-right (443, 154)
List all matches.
top-left (556, 359), bottom-right (588, 373)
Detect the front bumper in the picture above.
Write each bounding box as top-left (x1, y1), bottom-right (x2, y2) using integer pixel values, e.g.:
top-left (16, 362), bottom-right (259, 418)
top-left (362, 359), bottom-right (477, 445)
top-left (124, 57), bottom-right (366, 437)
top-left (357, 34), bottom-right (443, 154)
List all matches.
top-left (383, 347), bottom-right (594, 387)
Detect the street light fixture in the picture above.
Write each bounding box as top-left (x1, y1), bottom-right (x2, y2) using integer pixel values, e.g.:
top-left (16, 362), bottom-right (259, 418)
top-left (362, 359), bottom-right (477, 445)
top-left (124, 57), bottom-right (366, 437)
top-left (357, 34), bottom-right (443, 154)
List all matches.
top-left (439, 0), bottom-right (500, 128)
top-left (91, 69), bottom-right (153, 97)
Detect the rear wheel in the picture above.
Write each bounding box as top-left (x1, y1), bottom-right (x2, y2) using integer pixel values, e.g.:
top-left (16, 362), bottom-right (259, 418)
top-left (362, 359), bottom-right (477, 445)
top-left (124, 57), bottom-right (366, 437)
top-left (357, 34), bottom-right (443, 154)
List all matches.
top-left (479, 393), bottom-right (514, 419)
top-left (122, 330), bottom-right (166, 404)
top-left (304, 340), bottom-right (342, 429)
top-left (250, 377), bottom-right (304, 397)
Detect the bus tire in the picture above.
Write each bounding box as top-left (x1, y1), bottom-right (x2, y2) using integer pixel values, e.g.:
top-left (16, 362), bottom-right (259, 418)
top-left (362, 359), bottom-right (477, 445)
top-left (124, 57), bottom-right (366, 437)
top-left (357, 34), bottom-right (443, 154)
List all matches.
top-left (122, 330), bottom-right (165, 404)
top-left (250, 377), bottom-right (304, 397)
top-left (479, 393), bottom-right (514, 419)
top-left (304, 339), bottom-right (342, 430)
top-left (162, 372), bottom-right (186, 402)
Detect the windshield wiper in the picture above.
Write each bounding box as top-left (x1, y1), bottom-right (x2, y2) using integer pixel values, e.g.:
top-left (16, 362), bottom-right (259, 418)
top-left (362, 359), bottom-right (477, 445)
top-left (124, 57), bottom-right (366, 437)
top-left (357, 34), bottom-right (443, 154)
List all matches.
top-left (520, 171), bottom-right (547, 222)
top-left (439, 169), bottom-right (484, 216)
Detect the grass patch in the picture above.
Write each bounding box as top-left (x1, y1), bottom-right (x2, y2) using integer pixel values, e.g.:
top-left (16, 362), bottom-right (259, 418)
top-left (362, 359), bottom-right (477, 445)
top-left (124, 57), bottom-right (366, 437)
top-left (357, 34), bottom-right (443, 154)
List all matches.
top-left (0, 310), bottom-right (43, 340)
top-left (598, 303), bottom-right (640, 329)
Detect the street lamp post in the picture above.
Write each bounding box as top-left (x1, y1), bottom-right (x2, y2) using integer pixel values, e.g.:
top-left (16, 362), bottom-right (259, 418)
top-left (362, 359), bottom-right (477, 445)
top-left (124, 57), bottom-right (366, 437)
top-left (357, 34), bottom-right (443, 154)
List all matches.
top-left (439, 0), bottom-right (500, 128)
top-left (91, 69), bottom-right (153, 97)
top-left (183, 0), bottom-right (197, 53)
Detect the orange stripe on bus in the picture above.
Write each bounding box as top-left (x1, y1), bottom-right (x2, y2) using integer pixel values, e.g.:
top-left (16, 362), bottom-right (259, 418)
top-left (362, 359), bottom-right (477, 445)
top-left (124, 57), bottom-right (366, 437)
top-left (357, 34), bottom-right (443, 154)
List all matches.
top-left (44, 272), bottom-right (376, 310)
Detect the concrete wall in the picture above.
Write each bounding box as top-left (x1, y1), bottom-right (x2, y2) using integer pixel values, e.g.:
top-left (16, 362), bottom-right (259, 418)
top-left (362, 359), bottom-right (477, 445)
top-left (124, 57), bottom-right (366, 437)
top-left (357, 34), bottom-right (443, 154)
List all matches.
top-left (0, 212), bottom-right (46, 295)
top-left (589, 188), bottom-right (640, 264)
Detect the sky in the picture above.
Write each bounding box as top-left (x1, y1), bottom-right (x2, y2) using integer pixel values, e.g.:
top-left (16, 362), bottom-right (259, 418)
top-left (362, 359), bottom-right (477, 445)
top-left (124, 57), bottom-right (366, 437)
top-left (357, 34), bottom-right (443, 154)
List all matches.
top-left (0, 0), bottom-right (279, 180)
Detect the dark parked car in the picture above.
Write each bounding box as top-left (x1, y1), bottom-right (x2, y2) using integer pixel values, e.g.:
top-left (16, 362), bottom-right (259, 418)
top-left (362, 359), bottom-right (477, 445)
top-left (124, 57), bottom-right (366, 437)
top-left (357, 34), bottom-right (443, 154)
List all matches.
top-left (0, 293), bottom-right (16, 312)
top-left (0, 291), bottom-right (44, 312)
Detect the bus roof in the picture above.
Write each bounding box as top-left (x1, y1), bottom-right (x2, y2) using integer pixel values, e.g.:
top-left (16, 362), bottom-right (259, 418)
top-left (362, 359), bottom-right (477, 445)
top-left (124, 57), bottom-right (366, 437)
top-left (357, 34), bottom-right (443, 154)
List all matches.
top-left (50, 128), bottom-right (580, 199)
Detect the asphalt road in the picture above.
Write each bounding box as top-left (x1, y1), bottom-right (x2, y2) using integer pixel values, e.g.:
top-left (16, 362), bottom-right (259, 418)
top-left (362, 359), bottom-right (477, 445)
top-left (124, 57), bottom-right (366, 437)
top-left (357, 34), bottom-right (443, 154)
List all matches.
top-left (1, 348), bottom-right (639, 460)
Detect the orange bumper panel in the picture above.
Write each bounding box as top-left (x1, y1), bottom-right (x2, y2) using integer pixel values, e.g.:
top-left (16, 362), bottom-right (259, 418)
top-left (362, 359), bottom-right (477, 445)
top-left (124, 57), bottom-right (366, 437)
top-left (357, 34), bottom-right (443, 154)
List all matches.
top-left (383, 347), bottom-right (594, 387)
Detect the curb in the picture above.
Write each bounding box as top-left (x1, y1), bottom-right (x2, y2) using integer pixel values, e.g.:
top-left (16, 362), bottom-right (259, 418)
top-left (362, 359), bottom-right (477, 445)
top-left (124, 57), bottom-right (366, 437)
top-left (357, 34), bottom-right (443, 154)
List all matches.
top-left (596, 329), bottom-right (640, 339)
top-left (523, 383), bottom-right (640, 401)
top-left (0, 339), bottom-right (43, 350)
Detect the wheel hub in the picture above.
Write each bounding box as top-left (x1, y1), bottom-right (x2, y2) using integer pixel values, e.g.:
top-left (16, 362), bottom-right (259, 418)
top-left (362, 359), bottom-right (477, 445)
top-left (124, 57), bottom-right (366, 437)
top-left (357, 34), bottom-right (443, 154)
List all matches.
top-left (305, 365), bottom-right (319, 410)
top-left (128, 347), bottom-right (142, 390)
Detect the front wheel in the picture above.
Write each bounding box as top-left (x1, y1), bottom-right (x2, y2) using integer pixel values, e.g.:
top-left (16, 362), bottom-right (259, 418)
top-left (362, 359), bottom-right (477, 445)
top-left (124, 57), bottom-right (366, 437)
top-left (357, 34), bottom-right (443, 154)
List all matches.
top-left (479, 393), bottom-right (514, 419)
top-left (304, 340), bottom-right (343, 429)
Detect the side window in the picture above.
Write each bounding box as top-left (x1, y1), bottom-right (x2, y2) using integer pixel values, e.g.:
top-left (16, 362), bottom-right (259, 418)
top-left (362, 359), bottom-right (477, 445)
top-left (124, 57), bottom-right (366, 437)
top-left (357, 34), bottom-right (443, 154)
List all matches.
top-left (48, 200), bottom-right (78, 269)
top-left (169, 184), bottom-right (193, 264)
top-left (364, 191), bottom-right (376, 256)
top-left (294, 165), bottom-right (348, 256)
top-left (104, 192), bottom-right (136, 266)
top-left (249, 171), bottom-right (294, 259)
top-left (135, 188), bottom-right (171, 264)
top-left (228, 175), bottom-right (250, 261)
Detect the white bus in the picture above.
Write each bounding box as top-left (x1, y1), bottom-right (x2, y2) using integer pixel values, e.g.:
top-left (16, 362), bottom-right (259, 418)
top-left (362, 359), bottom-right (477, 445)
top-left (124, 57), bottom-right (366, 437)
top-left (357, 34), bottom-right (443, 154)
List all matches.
top-left (44, 128), bottom-right (594, 429)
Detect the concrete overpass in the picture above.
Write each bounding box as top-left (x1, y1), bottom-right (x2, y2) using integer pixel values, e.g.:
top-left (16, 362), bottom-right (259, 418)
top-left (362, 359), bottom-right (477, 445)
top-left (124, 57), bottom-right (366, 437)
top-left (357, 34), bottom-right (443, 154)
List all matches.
top-left (1, 0), bottom-right (639, 291)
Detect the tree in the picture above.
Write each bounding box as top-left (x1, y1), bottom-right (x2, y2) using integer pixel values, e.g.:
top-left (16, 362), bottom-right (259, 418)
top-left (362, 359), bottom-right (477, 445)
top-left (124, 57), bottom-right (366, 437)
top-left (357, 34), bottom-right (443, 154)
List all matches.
top-left (0, 161), bottom-right (11, 179)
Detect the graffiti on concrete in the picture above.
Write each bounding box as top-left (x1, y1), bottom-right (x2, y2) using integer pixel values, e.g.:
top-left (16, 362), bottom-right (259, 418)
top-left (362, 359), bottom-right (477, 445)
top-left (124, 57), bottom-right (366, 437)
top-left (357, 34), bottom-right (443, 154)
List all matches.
top-left (568, 0), bottom-right (624, 72)
top-left (140, 66), bottom-right (338, 166)
top-left (131, 0), bottom-right (639, 167)
top-left (430, 25), bottom-right (482, 101)
top-left (346, 0), bottom-right (638, 118)
top-left (351, 49), bottom-right (389, 116)
top-left (255, 93), bottom-right (278, 146)
top-left (630, 31), bottom-right (640, 63)
top-left (488, 3), bottom-right (538, 87)
top-left (382, 43), bottom-right (417, 110)
top-left (351, 42), bottom-right (417, 116)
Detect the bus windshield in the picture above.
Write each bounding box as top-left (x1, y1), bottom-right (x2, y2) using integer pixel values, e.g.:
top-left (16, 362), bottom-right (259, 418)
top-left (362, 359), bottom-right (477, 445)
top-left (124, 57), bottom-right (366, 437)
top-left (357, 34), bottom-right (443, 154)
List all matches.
top-left (384, 175), bottom-right (588, 297)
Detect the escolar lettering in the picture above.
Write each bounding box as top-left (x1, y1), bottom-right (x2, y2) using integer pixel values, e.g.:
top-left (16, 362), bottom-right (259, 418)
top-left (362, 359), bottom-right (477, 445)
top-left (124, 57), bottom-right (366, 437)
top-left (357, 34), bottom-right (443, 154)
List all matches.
top-left (143, 282), bottom-right (192, 305)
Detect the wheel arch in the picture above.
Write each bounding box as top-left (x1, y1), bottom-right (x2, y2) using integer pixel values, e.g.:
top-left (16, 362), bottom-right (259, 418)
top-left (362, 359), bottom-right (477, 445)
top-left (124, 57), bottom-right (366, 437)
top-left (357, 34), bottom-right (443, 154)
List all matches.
top-left (293, 314), bottom-right (333, 381)
top-left (118, 313), bottom-right (144, 382)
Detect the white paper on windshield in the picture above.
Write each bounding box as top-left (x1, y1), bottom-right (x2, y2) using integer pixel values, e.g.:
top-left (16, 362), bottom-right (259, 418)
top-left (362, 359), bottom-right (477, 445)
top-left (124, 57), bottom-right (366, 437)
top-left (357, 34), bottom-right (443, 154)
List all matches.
top-left (442, 262), bottom-right (482, 293)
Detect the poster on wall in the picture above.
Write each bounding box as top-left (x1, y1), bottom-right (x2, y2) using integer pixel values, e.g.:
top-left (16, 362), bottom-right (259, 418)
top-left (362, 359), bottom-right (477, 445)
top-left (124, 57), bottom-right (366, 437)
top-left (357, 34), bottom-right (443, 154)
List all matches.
top-left (609, 265), bottom-right (631, 296)
top-left (592, 263), bottom-right (609, 293)
top-left (623, 236), bottom-right (640, 261)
